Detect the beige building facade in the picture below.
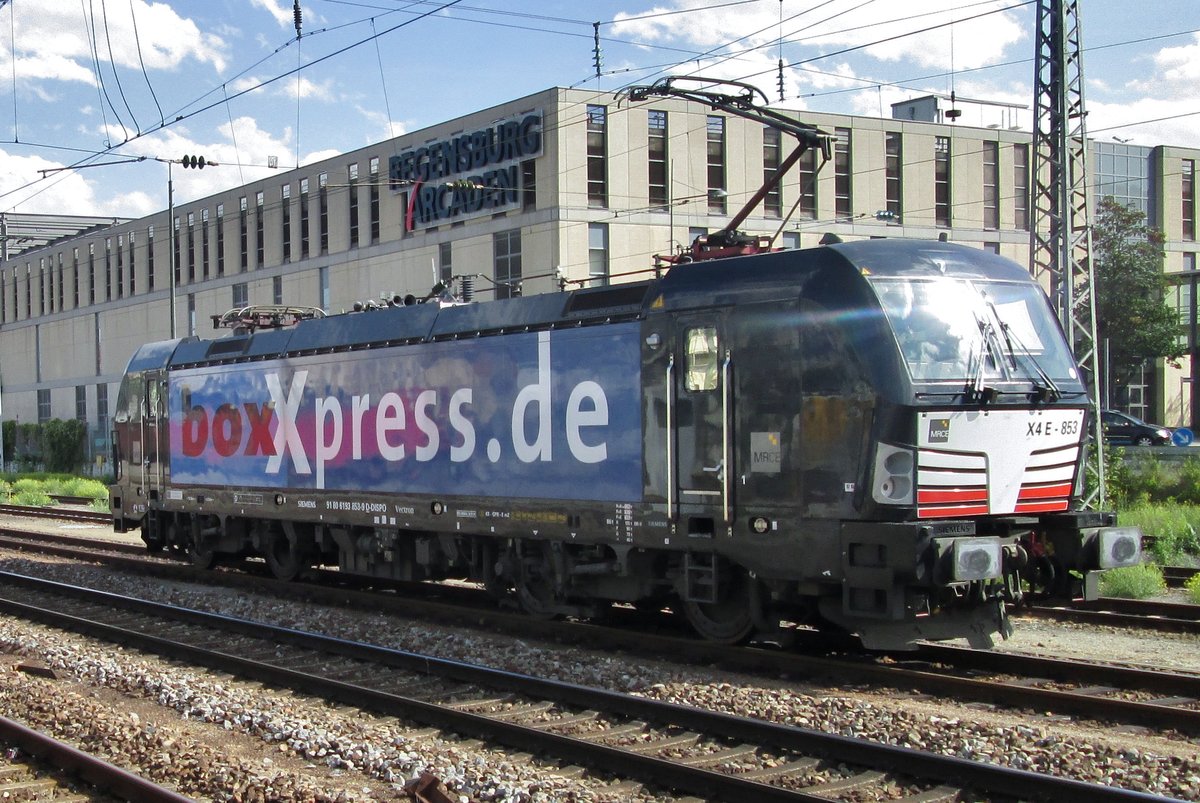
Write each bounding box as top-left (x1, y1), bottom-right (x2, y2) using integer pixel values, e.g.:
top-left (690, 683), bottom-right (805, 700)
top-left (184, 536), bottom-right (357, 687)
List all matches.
top-left (2, 86), bottom-right (1198, 461)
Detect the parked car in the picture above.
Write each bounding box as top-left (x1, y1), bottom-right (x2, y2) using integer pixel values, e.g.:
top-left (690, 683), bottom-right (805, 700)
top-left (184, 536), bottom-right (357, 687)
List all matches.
top-left (1100, 410), bottom-right (1174, 446)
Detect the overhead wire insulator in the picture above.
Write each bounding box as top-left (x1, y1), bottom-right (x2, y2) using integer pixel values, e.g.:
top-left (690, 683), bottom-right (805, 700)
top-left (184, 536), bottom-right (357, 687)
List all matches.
top-left (293, 0), bottom-right (302, 38)
top-left (592, 22), bottom-right (602, 78)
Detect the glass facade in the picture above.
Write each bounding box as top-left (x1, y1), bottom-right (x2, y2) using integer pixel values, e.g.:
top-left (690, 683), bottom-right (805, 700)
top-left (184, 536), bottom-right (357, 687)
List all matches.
top-left (1092, 141), bottom-right (1154, 224)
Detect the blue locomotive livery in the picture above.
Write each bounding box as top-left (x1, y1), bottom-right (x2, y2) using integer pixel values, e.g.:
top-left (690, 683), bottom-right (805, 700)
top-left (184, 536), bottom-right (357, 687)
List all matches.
top-left (169, 325), bottom-right (643, 500)
top-left (110, 239), bottom-right (1142, 650)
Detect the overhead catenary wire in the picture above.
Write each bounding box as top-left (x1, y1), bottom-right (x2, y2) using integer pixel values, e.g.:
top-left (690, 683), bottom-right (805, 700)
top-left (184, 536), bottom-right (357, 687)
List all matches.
top-left (128, 0), bottom-right (165, 130)
top-left (0, 0), bottom-right (1194, 221)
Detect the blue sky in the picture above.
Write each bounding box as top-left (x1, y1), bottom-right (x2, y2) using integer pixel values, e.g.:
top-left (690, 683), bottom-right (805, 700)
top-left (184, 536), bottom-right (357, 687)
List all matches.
top-left (0, 0), bottom-right (1196, 219)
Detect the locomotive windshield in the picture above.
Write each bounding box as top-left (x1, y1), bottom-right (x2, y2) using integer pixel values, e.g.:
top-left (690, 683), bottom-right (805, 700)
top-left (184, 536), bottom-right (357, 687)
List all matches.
top-left (869, 276), bottom-right (1080, 386)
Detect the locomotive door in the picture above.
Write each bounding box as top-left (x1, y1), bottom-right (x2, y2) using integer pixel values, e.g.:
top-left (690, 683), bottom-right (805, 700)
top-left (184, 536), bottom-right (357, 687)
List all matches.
top-left (142, 371), bottom-right (164, 499)
top-left (671, 313), bottom-right (733, 534)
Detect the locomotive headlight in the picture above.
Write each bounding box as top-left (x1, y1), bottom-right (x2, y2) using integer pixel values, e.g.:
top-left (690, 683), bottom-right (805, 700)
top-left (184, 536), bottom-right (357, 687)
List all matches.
top-left (872, 443), bottom-right (914, 505)
top-left (1098, 526), bottom-right (1142, 568)
top-left (951, 538), bottom-right (1002, 581)
top-left (750, 516), bottom-right (771, 534)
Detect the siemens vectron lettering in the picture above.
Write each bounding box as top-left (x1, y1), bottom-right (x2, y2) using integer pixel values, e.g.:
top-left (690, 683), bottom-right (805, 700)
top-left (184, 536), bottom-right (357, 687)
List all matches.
top-left (169, 325), bottom-right (642, 502)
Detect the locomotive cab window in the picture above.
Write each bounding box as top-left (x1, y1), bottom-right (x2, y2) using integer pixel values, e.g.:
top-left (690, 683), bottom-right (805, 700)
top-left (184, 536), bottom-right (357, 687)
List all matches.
top-left (684, 326), bottom-right (720, 391)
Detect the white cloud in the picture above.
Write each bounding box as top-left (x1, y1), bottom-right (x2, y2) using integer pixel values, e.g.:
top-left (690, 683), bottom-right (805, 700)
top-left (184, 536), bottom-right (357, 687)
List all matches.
top-left (0, 1), bottom-right (229, 88)
top-left (230, 73), bottom-right (337, 103)
top-left (250, 0), bottom-right (295, 30)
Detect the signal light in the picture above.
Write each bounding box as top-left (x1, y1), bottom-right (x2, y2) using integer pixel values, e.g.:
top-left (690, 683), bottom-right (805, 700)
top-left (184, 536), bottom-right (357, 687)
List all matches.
top-left (181, 154), bottom-right (215, 169)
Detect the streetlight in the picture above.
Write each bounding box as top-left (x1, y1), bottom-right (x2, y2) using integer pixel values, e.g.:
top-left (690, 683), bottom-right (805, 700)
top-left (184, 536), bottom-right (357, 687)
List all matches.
top-left (157, 155), bottom-right (218, 339)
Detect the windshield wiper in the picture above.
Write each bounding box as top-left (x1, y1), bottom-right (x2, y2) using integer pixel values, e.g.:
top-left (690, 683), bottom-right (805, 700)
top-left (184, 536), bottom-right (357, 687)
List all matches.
top-left (966, 314), bottom-right (999, 404)
top-left (986, 301), bottom-right (1061, 402)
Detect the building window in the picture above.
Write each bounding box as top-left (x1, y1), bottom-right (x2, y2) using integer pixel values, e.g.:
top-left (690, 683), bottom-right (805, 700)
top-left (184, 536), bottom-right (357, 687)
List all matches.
top-left (347, 164), bottom-right (359, 248)
top-left (37, 259), bottom-right (45, 315)
top-left (586, 105), bottom-right (607, 208)
top-left (588, 223), bottom-right (609, 287)
top-left (37, 388), bottom-right (51, 424)
top-left (300, 178), bottom-right (310, 258)
top-left (885, 132), bottom-right (902, 219)
top-left (216, 204), bottom-right (225, 276)
top-left (984, 140), bottom-right (999, 230)
top-left (73, 246), bottom-right (81, 307)
top-left (1014, 143), bottom-right (1029, 231)
top-left (439, 241), bottom-right (452, 284)
top-left (493, 229), bottom-right (522, 300)
top-left (186, 213), bottom-right (196, 282)
top-left (369, 157), bottom-right (380, 243)
top-left (798, 148), bottom-right (817, 220)
top-left (114, 236), bottom-right (123, 300)
top-left (1172, 254), bottom-right (1197, 351)
top-left (273, 275), bottom-right (283, 305)
top-left (707, 115), bottom-right (726, 214)
top-left (781, 231), bottom-right (800, 250)
top-left (521, 159), bottom-right (536, 211)
top-left (75, 385), bottom-right (87, 422)
top-left (318, 266), bottom-right (329, 309)
top-left (88, 244), bottom-right (96, 306)
top-left (1184, 159), bottom-right (1196, 241)
top-left (232, 282), bottom-right (248, 309)
top-left (200, 209), bottom-right (209, 280)
top-left (834, 128), bottom-right (852, 219)
top-left (57, 252), bottom-right (65, 309)
top-left (239, 196), bottom-right (248, 272)
top-left (96, 383), bottom-right (109, 435)
top-left (255, 190), bottom-right (265, 267)
top-left (648, 110), bottom-right (668, 208)
top-left (125, 234), bottom-right (134, 296)
top-left (46, 256), bottom-right (54, 312)
top-left (281, 184), bottom-right (292, 263)
top-left (763, 126), bottom-right (782, 218)
top-left (934, 136), bottom-right (951, 227)
top-left (318, 172), bottom-right (329, 253)
top-left (187, 293), bottom-right (196, 337)
top-left (93, 313), bottom-right (101, 375)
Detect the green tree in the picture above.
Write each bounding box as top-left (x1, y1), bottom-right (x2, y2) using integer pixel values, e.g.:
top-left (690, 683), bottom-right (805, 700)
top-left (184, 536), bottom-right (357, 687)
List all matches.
top-left (1092, 196), bottom-right (1184, 399)
top-left (41, 418), bottom-right (87, 473)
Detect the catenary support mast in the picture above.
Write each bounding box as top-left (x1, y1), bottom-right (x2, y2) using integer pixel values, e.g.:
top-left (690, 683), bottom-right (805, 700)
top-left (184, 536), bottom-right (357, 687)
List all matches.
top-left (1029, 0), bottom-right (1105, 505)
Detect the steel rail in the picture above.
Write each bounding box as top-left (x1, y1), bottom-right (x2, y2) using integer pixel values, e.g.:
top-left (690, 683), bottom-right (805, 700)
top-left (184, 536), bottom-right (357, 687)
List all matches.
top-left (0, 570), bottom-right (1180, 803)
top-left (0, 714), bottom-right (192, 802)
top-left (3, 531), bottom-right (1200, 735)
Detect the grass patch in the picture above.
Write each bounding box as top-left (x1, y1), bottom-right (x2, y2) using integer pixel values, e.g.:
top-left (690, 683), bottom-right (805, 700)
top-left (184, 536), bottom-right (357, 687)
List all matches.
top-left (1099, 563), bottom-right (1167, 599)
top-left (10, 488), bottom-right (52, 507)
top-left (1116, 502), bottom-right (1200, 565)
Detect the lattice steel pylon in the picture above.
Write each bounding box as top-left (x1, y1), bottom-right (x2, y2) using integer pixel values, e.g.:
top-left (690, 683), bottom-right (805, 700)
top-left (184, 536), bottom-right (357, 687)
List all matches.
top-left (1029, 0), bottom-right (1106, 507)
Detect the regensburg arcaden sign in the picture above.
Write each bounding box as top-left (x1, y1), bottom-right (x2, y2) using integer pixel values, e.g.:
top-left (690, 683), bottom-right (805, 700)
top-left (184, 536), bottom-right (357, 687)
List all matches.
top-left (389, 110), bottom-right (543, 231)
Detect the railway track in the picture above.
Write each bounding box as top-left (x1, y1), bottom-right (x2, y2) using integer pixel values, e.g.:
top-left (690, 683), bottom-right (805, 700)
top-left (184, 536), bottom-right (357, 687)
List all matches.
top-left (0, 504), bottom-right (110, 525)
top-left (3, 527), bottom-right (1200, 742)
top-left (0, 569), bottom-right (1181, 802)
top-left (0, 712), bottom-right (189, 802)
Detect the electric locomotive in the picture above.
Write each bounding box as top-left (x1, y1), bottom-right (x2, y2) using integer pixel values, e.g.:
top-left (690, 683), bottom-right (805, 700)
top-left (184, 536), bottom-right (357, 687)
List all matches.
top-left (109, 238), bottom-right (1142, 650)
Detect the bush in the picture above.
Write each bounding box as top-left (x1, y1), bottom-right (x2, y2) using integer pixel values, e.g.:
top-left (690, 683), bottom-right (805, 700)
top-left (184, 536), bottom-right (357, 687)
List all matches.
top-left (1099, 564), bottom-right (1167, 599)
top-left (45, 476), bottom-right (108, 504)
top-left (1186, 573), bottom-right (1200, 605)
top-left (1119, 503), bottom-right (1200, 565)
top-left (10, 488), bottom-right (52, 507)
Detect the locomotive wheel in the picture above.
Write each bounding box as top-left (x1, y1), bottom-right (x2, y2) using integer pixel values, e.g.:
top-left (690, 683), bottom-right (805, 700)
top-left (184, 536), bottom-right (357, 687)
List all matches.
top-left (188, 541), bottom-right (217, 569)
top-left (264, 532), bottom-right (310, 581)
top-left (515, 541), bottom-right (560, 619)
top-left (681, 567), bottom-right (757, 644)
